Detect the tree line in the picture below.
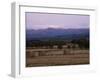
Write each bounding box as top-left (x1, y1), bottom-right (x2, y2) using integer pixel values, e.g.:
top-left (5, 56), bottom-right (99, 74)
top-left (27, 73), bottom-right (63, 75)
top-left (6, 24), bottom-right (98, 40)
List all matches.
top-left (26, 38), bottom-right (89, 49)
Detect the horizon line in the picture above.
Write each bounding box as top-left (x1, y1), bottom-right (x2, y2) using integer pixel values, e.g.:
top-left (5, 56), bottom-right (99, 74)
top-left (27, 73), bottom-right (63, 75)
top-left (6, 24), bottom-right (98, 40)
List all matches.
top-left (26, 27), bottom-right (89, 30)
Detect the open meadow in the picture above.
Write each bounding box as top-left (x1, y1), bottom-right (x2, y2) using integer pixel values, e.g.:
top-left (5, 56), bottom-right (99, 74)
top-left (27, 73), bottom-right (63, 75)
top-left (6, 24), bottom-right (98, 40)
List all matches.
top-left (26, 48), bottom-right (89, 67)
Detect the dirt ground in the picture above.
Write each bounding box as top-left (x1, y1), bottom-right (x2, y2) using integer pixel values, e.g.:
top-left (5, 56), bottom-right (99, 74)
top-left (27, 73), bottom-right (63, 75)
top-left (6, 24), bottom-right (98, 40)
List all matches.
top-left (26, 49), bottom-right (89, 67)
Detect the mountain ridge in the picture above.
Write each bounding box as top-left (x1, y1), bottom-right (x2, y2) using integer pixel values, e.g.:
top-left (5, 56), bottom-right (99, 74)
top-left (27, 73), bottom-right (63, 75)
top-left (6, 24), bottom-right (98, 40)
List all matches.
top-left (26, 28), bottom-right (89, 41)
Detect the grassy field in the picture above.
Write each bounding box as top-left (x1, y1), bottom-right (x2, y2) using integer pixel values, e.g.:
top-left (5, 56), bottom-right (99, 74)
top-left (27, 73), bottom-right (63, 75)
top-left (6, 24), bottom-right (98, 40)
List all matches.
top-left (26, 48), bottom-right (89, 67)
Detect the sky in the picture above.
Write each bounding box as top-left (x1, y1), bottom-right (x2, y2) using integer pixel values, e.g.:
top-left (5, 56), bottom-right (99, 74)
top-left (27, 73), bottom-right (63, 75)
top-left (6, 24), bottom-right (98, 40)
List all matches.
top-left (26, 12), bottom-right (90, 30)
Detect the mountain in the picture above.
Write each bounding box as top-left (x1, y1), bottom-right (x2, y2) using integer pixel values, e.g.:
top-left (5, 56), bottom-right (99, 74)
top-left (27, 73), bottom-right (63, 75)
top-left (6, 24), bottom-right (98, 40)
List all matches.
top-left (26, 28), bottom-right (89, 41)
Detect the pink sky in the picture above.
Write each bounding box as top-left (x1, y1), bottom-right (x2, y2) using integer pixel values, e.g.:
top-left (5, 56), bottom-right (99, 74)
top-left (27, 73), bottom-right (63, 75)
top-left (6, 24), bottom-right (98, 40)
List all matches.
top-left (26, 12), bottom-right (89, 30)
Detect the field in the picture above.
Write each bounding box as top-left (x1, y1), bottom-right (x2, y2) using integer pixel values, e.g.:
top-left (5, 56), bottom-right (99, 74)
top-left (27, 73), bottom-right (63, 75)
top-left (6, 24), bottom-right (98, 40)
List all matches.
top-left (26, 48), bottom-right (89, 67)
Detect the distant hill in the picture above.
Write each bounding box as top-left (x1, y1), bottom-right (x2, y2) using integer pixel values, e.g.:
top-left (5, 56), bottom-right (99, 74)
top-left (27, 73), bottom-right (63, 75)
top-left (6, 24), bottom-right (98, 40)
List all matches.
top-left (26, 28), bottom-right (89, 41)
